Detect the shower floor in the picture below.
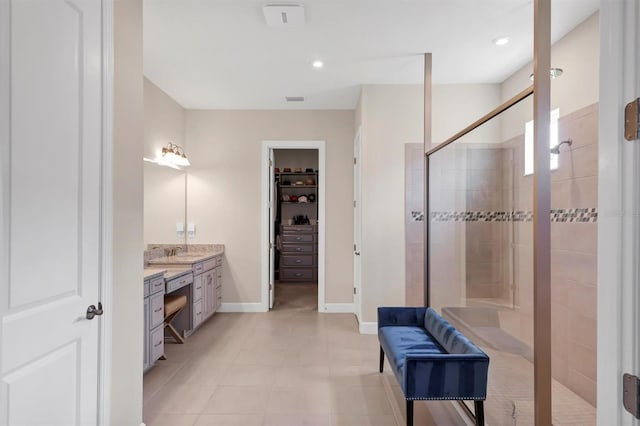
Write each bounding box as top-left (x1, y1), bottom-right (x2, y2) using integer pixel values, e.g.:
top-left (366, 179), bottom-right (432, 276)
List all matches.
top-left (443, 301), bottom-right (596, 425)
top-left (478, 347), bottom-right (596, 426)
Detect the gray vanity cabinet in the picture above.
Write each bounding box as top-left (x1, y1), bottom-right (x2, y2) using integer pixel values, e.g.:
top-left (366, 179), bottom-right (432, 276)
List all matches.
top-left (192, 257), bottom-right (219, 328)
top-left (203, 268), bottom-right (216, 318)
top-left (143, 274), bottom-right (165, 372)
top-left (143, 296), bottom-right (149, 371)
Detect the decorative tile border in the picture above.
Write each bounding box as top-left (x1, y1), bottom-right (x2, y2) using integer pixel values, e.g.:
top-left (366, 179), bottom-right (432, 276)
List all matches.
top-left (551, 208), bottom-right (597, 223)
top-left (424, 208), bottom-right (597, 223)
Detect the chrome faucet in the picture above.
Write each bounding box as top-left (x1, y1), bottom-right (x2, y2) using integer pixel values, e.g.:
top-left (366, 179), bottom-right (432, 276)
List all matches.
top-left (165, 246), bottom-right (184, 257)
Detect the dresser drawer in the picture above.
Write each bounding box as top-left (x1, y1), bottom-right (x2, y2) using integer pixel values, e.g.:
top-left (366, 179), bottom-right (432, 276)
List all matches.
top-left (280, 268), bottom-right (314, 281)
top-left (281, 233), bottom-right (314, 243)
top-left (149, 292), bottom-right (164, 329)
top-left (281, 243), bottom-right (313, 254)
top-left (282, 254), bottom-right (313, 267)
top-left (150, 326), bottom-right (164, 363)
top-left (150, 276), bottom-right (165, 295)
top-left (281, 225), bottom-right (315, 233)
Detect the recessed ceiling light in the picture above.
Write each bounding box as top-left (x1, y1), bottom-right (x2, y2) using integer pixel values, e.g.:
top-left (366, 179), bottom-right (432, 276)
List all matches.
top-left (492, 36), bottom-right (510, 46)
top-left (312, 60), bottom-right (324, 69)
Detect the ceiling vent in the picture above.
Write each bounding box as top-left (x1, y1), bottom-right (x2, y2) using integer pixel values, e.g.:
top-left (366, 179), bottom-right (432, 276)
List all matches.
top-left (285, 96), bottom-right (305, 102)
top-left (263, 4), bottom-right (306, 27)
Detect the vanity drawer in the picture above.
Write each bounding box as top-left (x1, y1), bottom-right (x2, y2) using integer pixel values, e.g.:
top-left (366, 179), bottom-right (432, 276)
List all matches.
top-left (193, 275), bottom-right (203, 301)
top-left (150, 326), bottom-right (164, 363)
top-left (282, 254), bottom-right (313, 267)
top-left (280, 268), bottom-right (314, 281)
top-left (281, 233), bottom-right (313, 243)
top-left (166, 273), bottom-right (193, 293)
top-left (203, 258), bottom-right (216, 272)
top-left (216, 256), bottom-right (223, 267)
top-left (150, 276), bottom-right (165, 295)
top-left (149, 292), bottom-right (164, 329)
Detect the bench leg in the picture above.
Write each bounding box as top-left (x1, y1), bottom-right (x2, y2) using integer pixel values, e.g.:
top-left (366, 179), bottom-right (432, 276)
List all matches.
top-left (379, 346), bottom-right (385, 373)
top-left (406, 400), bottom-right (413, 426)
top-left (474, 400), bottom-right (485, 426)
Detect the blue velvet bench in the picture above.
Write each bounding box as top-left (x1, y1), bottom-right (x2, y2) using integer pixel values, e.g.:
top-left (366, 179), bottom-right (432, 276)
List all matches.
top-left (378, 307), bottom-right (489, 426)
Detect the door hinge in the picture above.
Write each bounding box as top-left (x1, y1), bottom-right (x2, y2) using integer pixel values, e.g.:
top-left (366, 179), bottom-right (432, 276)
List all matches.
top-left (623, 373), bottom-right (640, 419)
top-left (353, 200), bottom-right (356, 208)
top-left (269, 159), bottom-right (273, 167)
top-left (353, 287), bottom-right (356, 295)
top-left (354, 244), bottom-right (356, 251)
top-left (625, 98), bottom-right (640, 141)
top-left (269, 284), bottom-right (273, 290)
top-left (353, 157), bottom-right (357, 165)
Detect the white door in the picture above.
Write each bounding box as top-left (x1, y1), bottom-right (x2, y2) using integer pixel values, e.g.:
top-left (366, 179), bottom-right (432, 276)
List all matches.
top-left (268, 149), bottom-right (276, 309)
top-left (0, 0), bottom-right (105, 424)
top-left (353, 128), bottom-right (362, 322)
top-left (598, 0), bottom-right (640, 424)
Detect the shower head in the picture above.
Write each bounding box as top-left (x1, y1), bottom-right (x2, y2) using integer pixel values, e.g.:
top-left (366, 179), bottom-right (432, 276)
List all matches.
top-left (550, 138), bottom-right (572, 154)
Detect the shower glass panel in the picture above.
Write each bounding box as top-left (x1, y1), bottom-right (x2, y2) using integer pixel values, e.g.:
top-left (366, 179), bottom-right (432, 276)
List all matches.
top-left (428, 95), bottom-right (536, 425)
top-left (549, 6), bottom-right (598, 425)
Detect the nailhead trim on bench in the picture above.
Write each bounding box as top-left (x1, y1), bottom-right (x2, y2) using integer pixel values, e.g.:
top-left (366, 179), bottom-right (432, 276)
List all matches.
top-left (406, 396), bottom-right (485, 401)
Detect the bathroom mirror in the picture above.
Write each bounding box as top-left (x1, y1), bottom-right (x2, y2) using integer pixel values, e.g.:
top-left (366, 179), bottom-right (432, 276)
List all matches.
top-left (144, 162), bottom-right (186, 247)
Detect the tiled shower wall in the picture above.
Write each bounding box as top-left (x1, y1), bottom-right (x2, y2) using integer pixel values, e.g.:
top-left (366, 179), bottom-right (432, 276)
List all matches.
top-left (498, 103), bottom-right (598, 405)
top-left (465, 148), bottom-right (509, 301)
top-left (405, 144), bottom-right (424, 306)
top-left (416, 103), bottom-right (598, 407)
top-left (550, 104), bottom-right (598, 405)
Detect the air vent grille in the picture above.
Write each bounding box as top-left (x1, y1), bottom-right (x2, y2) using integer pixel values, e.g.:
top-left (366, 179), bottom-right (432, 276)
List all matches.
top-left (285, 96), bottom-right (305, 102)
top-left (263, 4), bottom-right (305, 27)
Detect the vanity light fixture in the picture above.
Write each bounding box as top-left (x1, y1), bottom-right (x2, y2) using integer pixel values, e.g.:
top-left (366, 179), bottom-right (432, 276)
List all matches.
top-left (161, 142), bottom-right (190, 167)
top-left (529, 67), bottom-right (564, 81)
top-left (143, 142), bottom-right (190, 169)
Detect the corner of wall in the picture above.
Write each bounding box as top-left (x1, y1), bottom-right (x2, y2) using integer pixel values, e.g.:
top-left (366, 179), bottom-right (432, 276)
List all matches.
top-left (111, 0), bottom-right (144, 424)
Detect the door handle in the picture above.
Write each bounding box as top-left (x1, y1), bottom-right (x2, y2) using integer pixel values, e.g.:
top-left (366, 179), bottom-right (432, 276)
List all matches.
top-left (86, 302), bottom-right (104, 320)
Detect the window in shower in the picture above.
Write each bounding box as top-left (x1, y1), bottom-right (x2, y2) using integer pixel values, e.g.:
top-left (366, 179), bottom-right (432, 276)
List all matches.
top-left (524, 108), bottom-right (559, 175)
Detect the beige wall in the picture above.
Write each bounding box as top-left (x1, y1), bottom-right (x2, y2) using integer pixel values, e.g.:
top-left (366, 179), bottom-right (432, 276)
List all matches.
top-left (144, 78), bottom-right (187, 246)
top-left (358, 83), bottom-right (501, 322)
top-left (185, 110), bottom-right (355, 304)
top-left (111, 0), bottom-right (144, 424)
top-left (500, 12), bottom-right (599, 140)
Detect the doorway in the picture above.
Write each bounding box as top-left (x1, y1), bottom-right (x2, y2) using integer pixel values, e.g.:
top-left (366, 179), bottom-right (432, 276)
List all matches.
top-left (261, 141), bottom-right (326, 312)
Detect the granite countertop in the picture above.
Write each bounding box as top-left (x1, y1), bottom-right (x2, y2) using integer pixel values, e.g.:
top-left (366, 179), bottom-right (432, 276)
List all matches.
top-left (147, 245), bottom-right (225, 266)
top-left (145, 266), bottom-right (193, 281)
top-left (143, 268), bottom-right (166, 280)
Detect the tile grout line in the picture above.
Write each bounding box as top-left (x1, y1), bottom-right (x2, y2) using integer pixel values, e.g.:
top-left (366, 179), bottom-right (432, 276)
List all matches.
top-left (380, 372), bottom-right (405, 426)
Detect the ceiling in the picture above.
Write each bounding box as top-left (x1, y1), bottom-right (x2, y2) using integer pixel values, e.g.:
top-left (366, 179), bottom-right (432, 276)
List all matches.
top-left (143, 0), bottom-right (599, 110)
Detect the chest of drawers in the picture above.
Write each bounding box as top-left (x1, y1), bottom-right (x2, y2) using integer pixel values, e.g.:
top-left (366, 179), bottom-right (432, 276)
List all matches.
top-left (279, 225), bottom-right (317, 282)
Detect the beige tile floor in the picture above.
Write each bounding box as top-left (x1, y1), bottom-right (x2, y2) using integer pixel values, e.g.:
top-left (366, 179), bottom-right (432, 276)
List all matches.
top-left (143, 283), bottom-right (470, 426)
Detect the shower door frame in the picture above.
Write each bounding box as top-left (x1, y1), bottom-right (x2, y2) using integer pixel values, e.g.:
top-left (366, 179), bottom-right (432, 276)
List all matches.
top-left (423, 0), bottom-right (553, 424)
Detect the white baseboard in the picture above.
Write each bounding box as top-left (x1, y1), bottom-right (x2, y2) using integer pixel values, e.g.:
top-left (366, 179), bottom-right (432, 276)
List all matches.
top-left (359, 321), bottom-right (377, 334)
top-left (217, 303), bottom-right (266, 313)
top-left (323, 303), bottom-right (354, 313)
